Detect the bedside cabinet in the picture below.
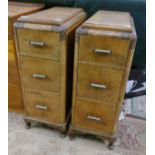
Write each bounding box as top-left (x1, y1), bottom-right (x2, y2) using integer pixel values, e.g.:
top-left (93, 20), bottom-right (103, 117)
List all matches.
top-left (8, 1), bottom-right (44, 112)
top-left (14, 7), bottom-right (86, 134)
top-left (70, 11), bottom-right (137, 149)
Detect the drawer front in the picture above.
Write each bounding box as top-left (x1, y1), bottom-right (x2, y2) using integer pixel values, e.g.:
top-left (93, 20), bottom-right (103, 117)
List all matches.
top-left (74, 99), bottom-right (115, 133)
top-left (77, 63), bottom-right (123, 103)
top-left (24, 89), bottom-right (63, 123)
top-left (20, 56), bottom-right (60, 92)
top-left (79, 35), bottom-right (130, 67)
top-left (8, 61), bottom-right (19, 84)
top-left (17, 29), bottom-right (59, 60)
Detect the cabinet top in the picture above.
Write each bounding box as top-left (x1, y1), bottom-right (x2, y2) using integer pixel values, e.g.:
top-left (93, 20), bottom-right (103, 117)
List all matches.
top-left (17, 7), bottom-right (85, 26)
top-left (82, 10), bottom-right (133, 32)
top-left (8, 1), bottom-right (44, 19)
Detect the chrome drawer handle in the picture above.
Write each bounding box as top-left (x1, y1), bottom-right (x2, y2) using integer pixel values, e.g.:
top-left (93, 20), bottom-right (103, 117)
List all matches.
top-left (32, 74), bottom-right (47, 79)
top-left (29, 41), bottom-right (46, 47)
top-left (35, 104), bottom-right (48, 110)
top-left (90, 83), bottom-right (107, 89)
top-left (93, 49), bottom-right (112, 55)
top-left (87, 115), bottom-right (101, 122)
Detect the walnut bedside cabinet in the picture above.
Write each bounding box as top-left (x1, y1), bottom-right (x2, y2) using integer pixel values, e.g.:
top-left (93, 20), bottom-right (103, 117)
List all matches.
top-left (14, 7), bottom-right (86, 135)
top-left (69, 11), bottom-right (137, 149)
top-left (8, 1), bottom-right (44, 112)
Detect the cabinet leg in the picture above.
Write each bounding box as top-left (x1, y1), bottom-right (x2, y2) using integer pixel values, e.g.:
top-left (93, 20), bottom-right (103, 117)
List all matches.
top-left (108, 138), bottom-right (116, 150)
top-left (59, 130), bottom-right (67, 138)
top-left (108, 142), bottom-right (114, 150)
top-left (69, 131), bottom-right (76, 140)
top-left (69, 134), bottom-right (76, 140)
top-left (24, 119), bottom-right (31, 129)
top-left (68, 126), bottom-right (76, 140)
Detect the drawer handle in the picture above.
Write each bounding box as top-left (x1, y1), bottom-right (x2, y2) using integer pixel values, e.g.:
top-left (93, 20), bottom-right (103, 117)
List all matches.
top-left (32, 74), bottom-right (47, 79)
top-left (87, 115), bottom-right (101, 122)
top-left (29, 41), bottom-right (46, 47)
top-left (90, 83), bottom-right (107, 89)
top-left (94, 49), bottom-right (112, 55)
top-left (35, 104), bottom-right (48, 110)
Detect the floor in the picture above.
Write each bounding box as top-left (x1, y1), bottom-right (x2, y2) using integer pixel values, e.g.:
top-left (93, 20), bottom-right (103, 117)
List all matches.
top-left (9, 112), bottom-right (145, 155)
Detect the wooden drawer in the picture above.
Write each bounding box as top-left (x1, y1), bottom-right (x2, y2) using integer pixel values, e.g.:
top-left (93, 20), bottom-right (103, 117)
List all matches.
top-left (24, 89), bottom-right (63, 123)
top-left (77, 63), bottom-right (123, 103)
top-left (8, 61), bottom-right (19, 84)
top-left (74, 99), bottom-right (115, 133)
top-left (17, 29), bottom-right (59, 60)
top-left (20, 56), bottom-right (60, 92)
top-left (79, 35), bottom-right (130, 67)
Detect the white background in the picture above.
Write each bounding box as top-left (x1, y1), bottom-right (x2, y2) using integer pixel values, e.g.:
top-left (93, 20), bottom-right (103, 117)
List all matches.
top-left (147, 0), bottom-right (155, 154)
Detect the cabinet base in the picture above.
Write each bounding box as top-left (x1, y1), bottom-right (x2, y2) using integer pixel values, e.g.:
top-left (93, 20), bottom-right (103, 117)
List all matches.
top-left (24, 114), bottom-right (70, 137)
top-left (69, 125), bottom-right (116, 150)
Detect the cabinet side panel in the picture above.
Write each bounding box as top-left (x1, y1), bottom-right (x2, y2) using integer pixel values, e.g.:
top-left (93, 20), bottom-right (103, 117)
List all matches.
top-left (113, 17), bottom-right (137, 133)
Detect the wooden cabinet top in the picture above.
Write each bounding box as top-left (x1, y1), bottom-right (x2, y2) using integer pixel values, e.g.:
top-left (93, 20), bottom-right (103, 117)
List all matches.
top-left (8, 1), bottom-right (44, 19)
top-left (17, 7), bottom-right (85, 26)
top-left (82, 10), bottom-right (133, 32)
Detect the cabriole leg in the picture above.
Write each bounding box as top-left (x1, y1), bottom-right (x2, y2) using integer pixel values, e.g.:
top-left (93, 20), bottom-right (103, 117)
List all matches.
top-left (108, 138), bottom-right (116, 150)
top-left (59, 130), bottom-right (67, 138)
top-left (24, 119), bottom-right (31, 129)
